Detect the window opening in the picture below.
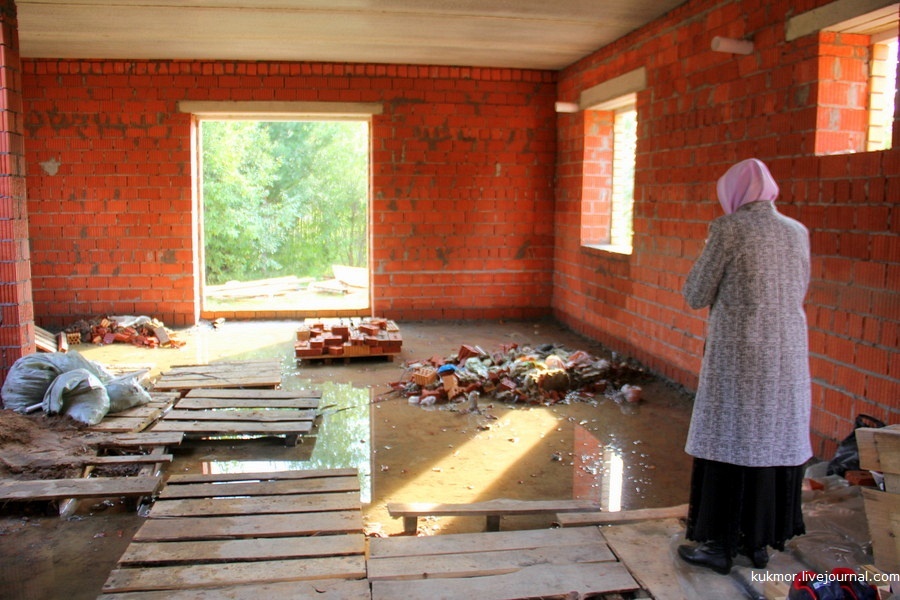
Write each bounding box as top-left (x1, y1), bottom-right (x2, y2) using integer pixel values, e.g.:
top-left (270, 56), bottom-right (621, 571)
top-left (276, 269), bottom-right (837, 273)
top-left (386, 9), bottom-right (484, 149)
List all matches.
top-left (868, 35), bottom-right (898, 151)
top-left (581, 99), bottom-right (637, 254)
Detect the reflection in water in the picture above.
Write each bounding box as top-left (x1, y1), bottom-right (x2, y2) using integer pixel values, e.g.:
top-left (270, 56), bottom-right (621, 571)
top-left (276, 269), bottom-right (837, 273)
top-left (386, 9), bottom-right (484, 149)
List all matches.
top-left (203, 382), bottom-right (373, 502)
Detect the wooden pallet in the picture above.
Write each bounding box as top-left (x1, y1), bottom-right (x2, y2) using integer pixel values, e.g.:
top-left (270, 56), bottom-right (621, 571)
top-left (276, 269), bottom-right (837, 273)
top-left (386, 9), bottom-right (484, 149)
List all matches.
top-left (148, 387), bottom-right (321, 446)
top-left (368, 526), bottom-right (640, 600)
top-left (152, 359), bottom-right (283, 391)
top-left (296, 351), bottom-right (400, 364)
top-left (99, 468), bottom-right (367, 598)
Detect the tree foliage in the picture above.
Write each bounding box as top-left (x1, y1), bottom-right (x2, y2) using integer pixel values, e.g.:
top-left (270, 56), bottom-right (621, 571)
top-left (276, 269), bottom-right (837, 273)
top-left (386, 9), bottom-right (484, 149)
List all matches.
top-left (202, 120), bottom-right (369, 285)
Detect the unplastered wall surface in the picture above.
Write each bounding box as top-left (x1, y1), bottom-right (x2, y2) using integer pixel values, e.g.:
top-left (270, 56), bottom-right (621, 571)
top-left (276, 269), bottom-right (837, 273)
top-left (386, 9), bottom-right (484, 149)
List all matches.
top-left (555, 0), bottom-right (899, 458)
top-left (22, 61), bottom-right (557, 328)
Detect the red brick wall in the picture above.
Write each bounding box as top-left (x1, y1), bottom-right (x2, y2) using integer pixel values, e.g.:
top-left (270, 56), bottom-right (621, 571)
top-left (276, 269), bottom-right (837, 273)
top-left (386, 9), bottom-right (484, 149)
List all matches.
top-left (21, 62), bottom-right (557, 327)
top-left (555, 0), bottom-right (899, 458)
top-left (0, 0), bottom-right (34, 381)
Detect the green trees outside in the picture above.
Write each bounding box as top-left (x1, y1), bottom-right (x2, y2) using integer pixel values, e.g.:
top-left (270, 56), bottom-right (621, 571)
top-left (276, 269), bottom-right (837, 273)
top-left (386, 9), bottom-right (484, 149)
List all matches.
top-left (202, 120), bottom-right (369, 286)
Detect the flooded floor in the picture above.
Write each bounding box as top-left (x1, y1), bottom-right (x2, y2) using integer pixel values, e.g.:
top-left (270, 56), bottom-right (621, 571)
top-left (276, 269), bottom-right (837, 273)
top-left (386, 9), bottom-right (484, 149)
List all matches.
top-left (0, 318), bottom-right (696, 599)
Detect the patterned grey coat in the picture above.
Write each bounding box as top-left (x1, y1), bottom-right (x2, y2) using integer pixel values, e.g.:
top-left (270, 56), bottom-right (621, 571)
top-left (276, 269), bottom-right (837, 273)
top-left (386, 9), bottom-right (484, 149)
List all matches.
top-left (682, 201), bottom-right (813, 467)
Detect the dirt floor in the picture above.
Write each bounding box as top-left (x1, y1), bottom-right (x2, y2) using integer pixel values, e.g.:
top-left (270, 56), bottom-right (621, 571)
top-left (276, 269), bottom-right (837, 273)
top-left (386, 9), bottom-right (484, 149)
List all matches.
top-left (0, 318), bottom-right (885, 599)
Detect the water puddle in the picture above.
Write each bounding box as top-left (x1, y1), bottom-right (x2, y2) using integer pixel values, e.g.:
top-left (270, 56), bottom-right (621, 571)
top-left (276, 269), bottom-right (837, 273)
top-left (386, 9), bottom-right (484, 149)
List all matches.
top-left (169, 378), bottom-right (691, 534)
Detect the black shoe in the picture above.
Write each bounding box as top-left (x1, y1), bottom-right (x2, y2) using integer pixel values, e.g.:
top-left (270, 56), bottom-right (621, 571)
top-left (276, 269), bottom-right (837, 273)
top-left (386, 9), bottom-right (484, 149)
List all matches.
top-left (745, 546), bottom-right (769, 569)
top-left (677, 542), bottom-right (733, 575)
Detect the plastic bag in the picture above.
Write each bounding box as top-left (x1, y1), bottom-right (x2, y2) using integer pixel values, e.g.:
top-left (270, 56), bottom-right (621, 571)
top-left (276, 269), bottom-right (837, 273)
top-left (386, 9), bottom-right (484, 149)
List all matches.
top-left (0, 352), bottom-right (106, 412)
top-left (106, 372), bottom-right (152, 413)
top-left (826, 414), bottom-right (886, 477)
top-left (42, 368), bottom-right (110, 425)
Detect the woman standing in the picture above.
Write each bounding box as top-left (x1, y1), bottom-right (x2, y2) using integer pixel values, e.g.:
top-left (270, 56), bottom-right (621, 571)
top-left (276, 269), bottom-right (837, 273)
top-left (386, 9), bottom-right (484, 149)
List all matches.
top-left (678, 158), bottom-right (812, 574)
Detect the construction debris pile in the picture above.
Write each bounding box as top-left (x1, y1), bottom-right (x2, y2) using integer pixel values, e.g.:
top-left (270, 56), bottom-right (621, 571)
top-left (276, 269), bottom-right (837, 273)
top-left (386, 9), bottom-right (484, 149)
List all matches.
top-left (64, 315), bottom-right (185, 349)
top-left (391, 343), bottom-right (646, 407)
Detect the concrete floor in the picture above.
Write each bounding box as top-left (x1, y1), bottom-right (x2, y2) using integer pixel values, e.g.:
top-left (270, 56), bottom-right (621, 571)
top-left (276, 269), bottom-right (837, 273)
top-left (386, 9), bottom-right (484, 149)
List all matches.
top-left (0, 318), bottom-right (883, 599)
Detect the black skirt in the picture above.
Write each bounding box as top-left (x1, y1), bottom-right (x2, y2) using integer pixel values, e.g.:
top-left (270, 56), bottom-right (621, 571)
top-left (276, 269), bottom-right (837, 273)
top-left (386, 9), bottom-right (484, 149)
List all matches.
top-left (684, 457), bottom-right (806, 555)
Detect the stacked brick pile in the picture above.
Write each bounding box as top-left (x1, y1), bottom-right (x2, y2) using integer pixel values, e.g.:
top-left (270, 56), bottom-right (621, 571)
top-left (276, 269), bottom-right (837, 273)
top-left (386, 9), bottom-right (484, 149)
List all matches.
top-left (295, 318), bottom-right (402, 360)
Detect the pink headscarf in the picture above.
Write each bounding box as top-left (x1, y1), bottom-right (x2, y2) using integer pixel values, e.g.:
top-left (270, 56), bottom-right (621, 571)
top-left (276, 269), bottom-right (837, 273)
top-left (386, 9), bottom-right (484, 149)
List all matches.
top-left (716, 158), bottom-right (779, 215)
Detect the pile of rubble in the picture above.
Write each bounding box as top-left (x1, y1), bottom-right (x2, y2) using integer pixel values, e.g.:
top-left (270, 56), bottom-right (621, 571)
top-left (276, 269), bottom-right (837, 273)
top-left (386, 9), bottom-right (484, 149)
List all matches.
top-left (63, 315), bottom-right (185, 349)
top-left (391, 343), bottom-right (646, 407)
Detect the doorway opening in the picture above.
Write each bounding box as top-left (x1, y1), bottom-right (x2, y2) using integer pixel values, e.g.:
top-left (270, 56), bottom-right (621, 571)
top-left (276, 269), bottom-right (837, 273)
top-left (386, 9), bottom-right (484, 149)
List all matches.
top-left (198, 119), bottom-right (370, 316)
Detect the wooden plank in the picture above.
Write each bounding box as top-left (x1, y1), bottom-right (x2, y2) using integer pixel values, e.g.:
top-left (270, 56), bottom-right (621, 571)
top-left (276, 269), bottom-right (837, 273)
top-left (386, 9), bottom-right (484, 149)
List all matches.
top-left (103, 555), bottom-right (367, 593)
top-left (163, 409), bottom-right (316, 422)
top-left (86, 431), bottom-right (184, 448)
top-left (132, 510), bottom-right (362, 542)
top-left (388, 498), bottom-right (601, 517)
top-left (89, 417), bottom-right (160, 433)
top-left (556, 503), bottom-right (689, 527)
top-left (176, 398), bottom-right (319, 410)
top-left (165, 468), bottom-right (358, 484)
top-left (862, 488), bottom-right (900, 574)
top-left (369, 525), bottom-right (607, 559)
top-left (119, 533), bottom-right (366, 565)
top-left (150, 420), bottom-right (313, 434)
top-left (35, 326), bottom-right (58, 352)
top-left (0, 476), bottom-right (162, 501)
top-left (97, 577), bottom-right (370, 600)
top-left (153, 377), bottom-right (281, 390)
top-left (85, 455), bottom-right (173, 466)
top-left (371, 562), bottom-right (638, 600)
top-left (185, 388), bottom-right (322, 399)
top-left (150, 491), bottom-right (359, 517)
top-left (603, 519), bottom-right (746, 600)
top-left (368, 542), bottom-right (617, 581)
top-left (159, 476), bottom-right (360, 500)
top-left (108, 404), bottom-right (170, 419)
top-left (857, 425), bottom-right (900, 473)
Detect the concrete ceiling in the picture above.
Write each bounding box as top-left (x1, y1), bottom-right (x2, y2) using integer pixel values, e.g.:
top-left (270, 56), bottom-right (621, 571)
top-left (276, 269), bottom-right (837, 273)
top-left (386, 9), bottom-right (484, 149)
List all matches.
top-left (15, 0), bottom-right (687, 70)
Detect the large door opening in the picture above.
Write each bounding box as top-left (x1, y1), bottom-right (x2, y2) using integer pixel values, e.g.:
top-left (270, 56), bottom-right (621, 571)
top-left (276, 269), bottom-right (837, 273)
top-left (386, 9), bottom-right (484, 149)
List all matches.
top-left (198, 119), bottom-right (370, 315)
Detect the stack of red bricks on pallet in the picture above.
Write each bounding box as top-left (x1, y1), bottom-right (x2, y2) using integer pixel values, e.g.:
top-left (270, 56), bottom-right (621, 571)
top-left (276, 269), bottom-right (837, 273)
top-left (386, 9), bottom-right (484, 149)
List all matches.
top-left (295, 318), bottom-right (402, 361)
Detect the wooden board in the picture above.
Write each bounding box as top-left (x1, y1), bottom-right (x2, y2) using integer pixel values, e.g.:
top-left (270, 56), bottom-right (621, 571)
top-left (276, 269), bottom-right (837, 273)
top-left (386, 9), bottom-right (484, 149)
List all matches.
top-left (369, 524), bottom-right (608, 559)
top-left (164, 467), bottom-right (358, 484)
top-left (185, 388), bottom-right (322, 400)
top-left (176, 397), bottom-right (319, 410)
top-left (862, 488), bottom-right (900, 574)
top-left (97, 578), bottom-right (370, 600)
top-left (104, 555), bottom-right (366, 593)
top-left (150, 420), bottom-right (313, 435)
top-left (371, 562), bottom-right (638, 600)
top-left (84, 454), bottom-right (173, 466)
top-left (152, 360), bottom-right (282, 391)
top-left (133, 511), bottom-right (363, 542)
top-left (388, 498), bottom-right (601, 518)
top-left (35, 326), bottom-right (61, 353)
top-left (389, 498), bottom-right (602, 532)
top-left (601, 518), bottom-right (756, 600)
top-left (163, 408), bottom-right (316, 422)
top-left (858, 425), bottom-right (900, 492)
top-left (150, 491), bottom-right (360, 517)
top-left (0, 475), bottom-right (162, 502)
top-left (556, 503), bottom-right (689, 527)
top-left (119, 533), bottom-right (366, 565)
top-left (85, 431), bottom-right (184, 448)
top-left (158, 474), bottom-right (359, 500)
